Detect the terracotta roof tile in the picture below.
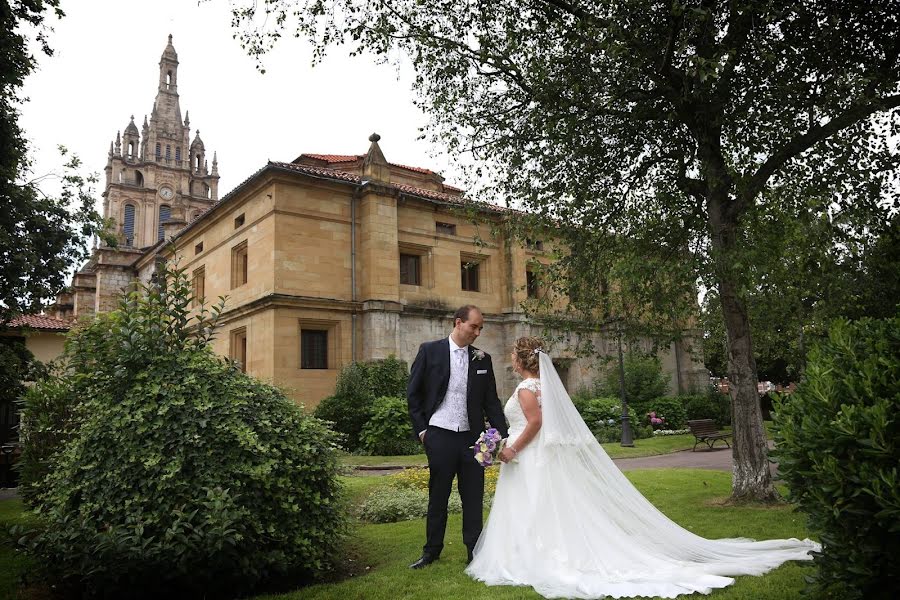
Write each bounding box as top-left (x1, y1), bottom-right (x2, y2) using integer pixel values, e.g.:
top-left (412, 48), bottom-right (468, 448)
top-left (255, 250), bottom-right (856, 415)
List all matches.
top-left (302, 153), bottom-right (360, 163)
top-left (270, 161), bottom-right (362, 183)
top-left (5, 314), bottom-right (71, 330)
top-left (298, 153), bottom-right (435, 175)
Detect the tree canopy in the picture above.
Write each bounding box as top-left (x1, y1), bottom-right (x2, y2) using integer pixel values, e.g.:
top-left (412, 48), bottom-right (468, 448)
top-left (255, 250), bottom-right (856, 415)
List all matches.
top-left (0, 1), bottom-right (106, 325)
top-left (229, 1), bottom-right (900, 500)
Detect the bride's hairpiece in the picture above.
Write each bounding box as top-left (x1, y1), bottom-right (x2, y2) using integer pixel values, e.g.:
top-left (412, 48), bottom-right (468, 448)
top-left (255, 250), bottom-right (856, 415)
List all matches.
top-left (533, 348), bottom-right (543, 355)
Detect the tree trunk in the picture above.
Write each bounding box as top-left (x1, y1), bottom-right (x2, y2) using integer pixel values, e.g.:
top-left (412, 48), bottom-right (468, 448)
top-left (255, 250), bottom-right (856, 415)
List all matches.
top-left (707, 192), bottom-right (779, 502)
top-left (718, 278), bottom-right (778, 501)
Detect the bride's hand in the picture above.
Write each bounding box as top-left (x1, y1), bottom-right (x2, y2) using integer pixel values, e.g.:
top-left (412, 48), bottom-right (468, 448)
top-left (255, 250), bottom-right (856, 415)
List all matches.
top-left (498, 447), bottom-right (518, 463)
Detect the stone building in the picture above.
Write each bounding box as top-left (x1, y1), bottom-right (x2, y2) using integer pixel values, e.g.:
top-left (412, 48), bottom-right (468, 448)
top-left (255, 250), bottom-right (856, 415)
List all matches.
top-left (53, 37), bottom-right (707, 408)
top-left (52, 35), bottom-right (219, 319)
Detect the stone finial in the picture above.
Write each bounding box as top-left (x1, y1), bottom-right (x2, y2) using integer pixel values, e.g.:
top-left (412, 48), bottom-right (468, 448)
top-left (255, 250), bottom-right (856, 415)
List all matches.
top-left (363, 132), bottom-right (389, 182)
top-left (211, 151), bottom-right (218, 175)
top-left (142, 115), bottom-right (149, 130)
top-left (184, 110), bottom-right (190, 127)
top-left (124, 115), bottom-right (139, 136)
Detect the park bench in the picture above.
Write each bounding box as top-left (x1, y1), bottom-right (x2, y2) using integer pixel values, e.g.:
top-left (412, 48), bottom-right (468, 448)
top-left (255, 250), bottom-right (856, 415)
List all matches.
top-left (687, 419), bottom-right (732, 452)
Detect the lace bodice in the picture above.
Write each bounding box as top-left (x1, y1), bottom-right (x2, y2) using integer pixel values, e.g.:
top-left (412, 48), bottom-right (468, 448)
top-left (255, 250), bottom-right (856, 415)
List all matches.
top-left (505, 377), bottom-right (541, 437)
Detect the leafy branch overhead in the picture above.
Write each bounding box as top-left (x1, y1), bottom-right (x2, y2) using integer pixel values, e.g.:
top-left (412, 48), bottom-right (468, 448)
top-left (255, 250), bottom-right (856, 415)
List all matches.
top-left (227, 1), bottom-right (899, 502)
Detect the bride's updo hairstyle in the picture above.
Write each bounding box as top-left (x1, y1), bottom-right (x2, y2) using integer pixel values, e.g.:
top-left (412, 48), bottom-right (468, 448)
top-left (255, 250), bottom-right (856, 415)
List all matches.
top-left (513, 336), bottom-right (543, 374)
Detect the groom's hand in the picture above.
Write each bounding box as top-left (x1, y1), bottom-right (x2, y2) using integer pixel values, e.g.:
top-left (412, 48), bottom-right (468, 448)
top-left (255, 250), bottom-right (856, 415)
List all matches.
top-left (419, 431), bottom-right (426, 444)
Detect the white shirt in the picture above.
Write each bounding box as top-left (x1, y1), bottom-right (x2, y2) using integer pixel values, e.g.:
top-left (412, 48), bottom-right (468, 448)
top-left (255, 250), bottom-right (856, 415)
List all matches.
top-left (426, 335), bottom-right (471, 433)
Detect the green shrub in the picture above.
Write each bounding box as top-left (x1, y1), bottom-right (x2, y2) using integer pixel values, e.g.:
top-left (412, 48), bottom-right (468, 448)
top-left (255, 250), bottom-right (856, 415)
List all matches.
top-left (641, 396), bottom-right (688, 430)
top-left (363, 356), bottom-right (409, 398)
top-left (680, 391), bottom-right (731, 427)
top-left (17, 259), bottom-right (346, 598)
top-left (313, 356), bottom-right (410, 452)
top-left (772, 317), bottom-right (899, 599)
top-left (599, 352), bottom-right (669, 406)
top-left (359, 473), bottom-right (496, 523)
top-left (359, 396), bottom-right (420, 455)
top-left (575, 397), bottom-right (651, 442)
top-left (358, 487), bottom-right (446, 523)
top-left (18, 312), bottom-right (119, 505)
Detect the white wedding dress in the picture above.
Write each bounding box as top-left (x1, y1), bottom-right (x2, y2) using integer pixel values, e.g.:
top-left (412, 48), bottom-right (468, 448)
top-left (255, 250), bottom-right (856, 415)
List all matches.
top-left (465, 352), bottom-right (819, 599)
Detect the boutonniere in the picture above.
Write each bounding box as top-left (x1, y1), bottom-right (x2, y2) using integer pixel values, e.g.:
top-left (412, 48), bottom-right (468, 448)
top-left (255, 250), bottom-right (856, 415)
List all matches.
top-left (471, 348), bottom-right (485, 362)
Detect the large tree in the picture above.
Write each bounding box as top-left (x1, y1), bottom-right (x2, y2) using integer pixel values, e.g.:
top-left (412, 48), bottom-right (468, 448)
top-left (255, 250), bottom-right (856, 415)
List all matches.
top-left (703, 200), bottom-right (899, 383)
top-left (0, 0), bottom-right (105, 325)
top-left (229, 1), bottom-right (900, 500)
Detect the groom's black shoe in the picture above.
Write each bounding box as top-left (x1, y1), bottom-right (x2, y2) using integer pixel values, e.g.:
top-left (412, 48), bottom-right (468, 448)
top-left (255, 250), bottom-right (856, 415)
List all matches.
top-left (466, 547), bottom-right (475, 564)
top-left (409, 554), bottom-right (438, 569)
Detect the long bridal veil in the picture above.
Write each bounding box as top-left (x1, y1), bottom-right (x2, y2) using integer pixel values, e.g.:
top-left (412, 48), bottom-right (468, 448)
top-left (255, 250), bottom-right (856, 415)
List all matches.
top-left (510, 351), bottom-right (820, 599)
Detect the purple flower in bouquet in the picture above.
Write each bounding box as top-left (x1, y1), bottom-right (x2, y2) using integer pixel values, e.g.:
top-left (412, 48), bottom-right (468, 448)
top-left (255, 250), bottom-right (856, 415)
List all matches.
top-left (472, 428), bottom-right (504, 467)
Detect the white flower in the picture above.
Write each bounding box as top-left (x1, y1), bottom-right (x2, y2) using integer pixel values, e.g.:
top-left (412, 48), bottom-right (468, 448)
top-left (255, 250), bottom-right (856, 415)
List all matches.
top-left (471, 348), bottom-right (485, 362)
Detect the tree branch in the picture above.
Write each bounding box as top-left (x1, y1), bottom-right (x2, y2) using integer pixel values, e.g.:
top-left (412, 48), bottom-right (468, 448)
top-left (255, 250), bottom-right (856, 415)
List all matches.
top-left (741, 93), bottom-right (900, 211)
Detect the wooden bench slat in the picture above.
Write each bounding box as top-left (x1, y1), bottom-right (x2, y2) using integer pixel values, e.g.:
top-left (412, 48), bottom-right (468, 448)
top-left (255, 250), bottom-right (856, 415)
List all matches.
top-left (687, 419), bottom-right (732, 451)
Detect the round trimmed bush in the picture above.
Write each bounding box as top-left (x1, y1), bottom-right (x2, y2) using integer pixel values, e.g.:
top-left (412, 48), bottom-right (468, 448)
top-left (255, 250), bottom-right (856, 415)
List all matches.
top-left (313, 357), bottom-right (409, 452)
top-left (359, 396), bottom-right (420, 455)
top-left (773, 317), bottom-right (899, 599)
top-left (640, 396), bottom-right (688, 430)
top-left (18, 262), bottom-right (346, 598)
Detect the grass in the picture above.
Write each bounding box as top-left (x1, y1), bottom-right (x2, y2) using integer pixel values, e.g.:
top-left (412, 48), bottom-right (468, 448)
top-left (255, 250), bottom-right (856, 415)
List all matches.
top-left (0, 469), bottom-right (814, 600)
top-left (0, 498), bottom-right (39, 600)
top-left (341, 432), bottom-right (704, 468)
top-left (253, 469), bottom-right (814, 600)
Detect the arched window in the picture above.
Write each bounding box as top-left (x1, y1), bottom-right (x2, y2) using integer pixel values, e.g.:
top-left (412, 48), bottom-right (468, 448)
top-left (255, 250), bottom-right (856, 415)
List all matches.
top-left (127, 142), bottom-right (134, 157)
top-left (195, 154), bottom-right (201, 172)
top-left (135, 171), bottom-right (144, 187)
top-left (158, 204), bottom-right (171, 242)
top-left (175, 147), bottom-right (181, 163)
top-left (165, 145), bottom-right (171, 162)
top-left (155, 143), bottom-right (161, 160)
top-left (166, 71), bottom-right (172, 88)
top-left (123, 204), bottom-right (136, 247)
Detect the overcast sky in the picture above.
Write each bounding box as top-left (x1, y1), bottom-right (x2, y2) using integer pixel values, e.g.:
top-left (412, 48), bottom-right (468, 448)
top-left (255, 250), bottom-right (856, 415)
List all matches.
top-left (19, 0), bottom-right (456, 209)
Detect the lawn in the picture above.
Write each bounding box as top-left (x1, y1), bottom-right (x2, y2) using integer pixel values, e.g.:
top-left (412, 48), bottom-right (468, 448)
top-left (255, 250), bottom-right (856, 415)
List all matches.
top-left (340, 432), bottom-right (704, 468)
top-left (340, 421), bottom-right (775, 468)
top-left (255, 468), bottom-right (813, 600)
top-left (0, 498), bottom-right (38, 600)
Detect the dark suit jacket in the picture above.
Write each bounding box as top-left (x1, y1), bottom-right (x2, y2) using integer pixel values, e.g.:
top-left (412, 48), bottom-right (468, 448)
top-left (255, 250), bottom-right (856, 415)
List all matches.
top-left (407, 338), bottom-right (508, 439)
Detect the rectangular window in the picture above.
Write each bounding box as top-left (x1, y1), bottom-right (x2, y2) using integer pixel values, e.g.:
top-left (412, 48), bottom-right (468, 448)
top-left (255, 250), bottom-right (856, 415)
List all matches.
top-left (194, 241), bottom-right (203, 255)
top-left (399, 253), bottom-right (421, 285)
top-left (526, 270), bottom-right (540, 298)
top-left (230, 327), bottom-right (247, 372)
top-left (231, 240), bottom-right (248, 288)
top-left (234, 213), bottom-right (245, 228)
top-left (301, 329), bottom-right (329, 369)
top-left (461, 260), bottom-right (480, 292)
top-left (192, 267), bottom-right (205, 307)
top-left (436, 221), bottom-right (456, 236)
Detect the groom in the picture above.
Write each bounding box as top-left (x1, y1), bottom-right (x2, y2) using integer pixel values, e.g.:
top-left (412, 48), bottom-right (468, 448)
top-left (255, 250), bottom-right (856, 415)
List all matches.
top-left (407, 304), bottom-right (508, 569)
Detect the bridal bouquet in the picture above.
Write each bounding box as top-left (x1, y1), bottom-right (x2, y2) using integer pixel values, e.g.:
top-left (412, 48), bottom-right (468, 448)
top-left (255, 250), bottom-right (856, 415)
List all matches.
top-left (471, 428), bottom-right (505, 467)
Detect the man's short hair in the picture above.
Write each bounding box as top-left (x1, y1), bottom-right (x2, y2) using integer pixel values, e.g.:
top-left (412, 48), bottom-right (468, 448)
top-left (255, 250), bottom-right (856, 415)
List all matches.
top-left (453, 304), bottom-right (480, 324)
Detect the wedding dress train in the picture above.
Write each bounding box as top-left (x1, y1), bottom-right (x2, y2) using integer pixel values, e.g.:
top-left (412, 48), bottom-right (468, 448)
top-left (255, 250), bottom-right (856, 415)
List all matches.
top-left (465, 352), bottom-right (819, 599)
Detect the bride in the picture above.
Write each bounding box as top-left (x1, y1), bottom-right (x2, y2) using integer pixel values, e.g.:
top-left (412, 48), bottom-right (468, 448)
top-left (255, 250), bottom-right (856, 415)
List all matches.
top-left (465, 336), bottom-right (819, 599)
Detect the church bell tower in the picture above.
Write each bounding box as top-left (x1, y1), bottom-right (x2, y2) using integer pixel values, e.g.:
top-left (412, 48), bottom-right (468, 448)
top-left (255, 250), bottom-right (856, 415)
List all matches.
top-left (102, 34), bottom-right (220, 249)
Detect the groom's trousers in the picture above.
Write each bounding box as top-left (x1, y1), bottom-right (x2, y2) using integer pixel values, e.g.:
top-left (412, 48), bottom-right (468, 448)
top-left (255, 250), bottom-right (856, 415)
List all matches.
top-left (423, 425), bottom-right (485, 558)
